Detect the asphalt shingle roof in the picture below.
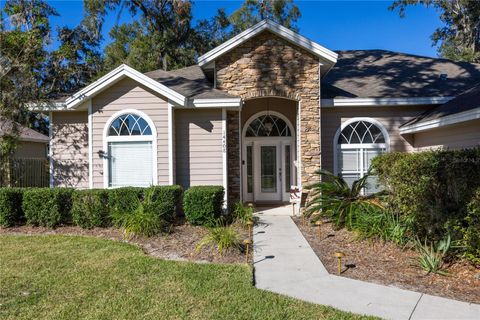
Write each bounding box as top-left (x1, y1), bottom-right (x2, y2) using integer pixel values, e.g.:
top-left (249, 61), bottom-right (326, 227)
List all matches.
top-left (402, 83), bottom-right (480, 127)
top-left (322, 50), bottom-right (480, 99)
top-left (0, 118), bottom-right (49, 143)
top-left (144, 65), bottom-right (236, 100)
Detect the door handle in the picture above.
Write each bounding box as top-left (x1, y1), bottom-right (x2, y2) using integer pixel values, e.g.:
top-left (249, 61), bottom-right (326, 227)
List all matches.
top-left (279, 167), bottom-right (282, 181)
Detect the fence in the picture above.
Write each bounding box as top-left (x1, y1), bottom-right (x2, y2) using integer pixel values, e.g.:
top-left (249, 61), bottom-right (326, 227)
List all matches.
top-left (0, 158), bottom-right (49, 187)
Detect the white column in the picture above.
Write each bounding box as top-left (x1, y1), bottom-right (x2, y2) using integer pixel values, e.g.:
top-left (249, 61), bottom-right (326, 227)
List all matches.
top-left (48, 111), bottom-right (54, 188)
top-left (88, 100), bottom-right (93, 189)
top-left (168, 102), bottom-right (174, 185)
top-left (222, 108), bottom-right (228, 208)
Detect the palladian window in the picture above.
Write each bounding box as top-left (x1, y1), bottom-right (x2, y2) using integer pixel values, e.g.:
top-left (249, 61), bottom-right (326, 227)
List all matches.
top-left (106, 112), bottom-right (155, 188)
top-left (336, 120), bottom-right (388, 194)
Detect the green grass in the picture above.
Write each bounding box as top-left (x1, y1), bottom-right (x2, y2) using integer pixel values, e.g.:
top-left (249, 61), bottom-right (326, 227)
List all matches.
top-left (0, 235), bottom-right (374, 320)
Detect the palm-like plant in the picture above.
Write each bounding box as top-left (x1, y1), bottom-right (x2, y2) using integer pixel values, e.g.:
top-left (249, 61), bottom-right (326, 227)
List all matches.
top-left (304, 170), bottom-right (385, 229)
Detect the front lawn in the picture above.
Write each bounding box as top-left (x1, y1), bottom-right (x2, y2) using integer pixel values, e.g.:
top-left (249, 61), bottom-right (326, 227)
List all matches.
top-left (0, 235), bottom-right (371, 320)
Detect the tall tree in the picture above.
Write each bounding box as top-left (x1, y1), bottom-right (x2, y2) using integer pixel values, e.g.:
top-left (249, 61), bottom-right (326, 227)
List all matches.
top-left (102, 0), bottom-right (195, 72)
top-left (390, 0), bottom-right (480, 63)
top-left (228, 0), bottom-right (301, 34)
top-left (0, 0), bottom-right (57, 184)
top-left (193, 0), bottom-right (302, 55)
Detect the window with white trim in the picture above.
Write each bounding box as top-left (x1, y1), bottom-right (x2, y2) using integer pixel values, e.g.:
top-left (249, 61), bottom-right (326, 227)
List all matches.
top-left (106, 113), bottom-right (155, 187)
top-left (336, 120), bottom-right (388, 194)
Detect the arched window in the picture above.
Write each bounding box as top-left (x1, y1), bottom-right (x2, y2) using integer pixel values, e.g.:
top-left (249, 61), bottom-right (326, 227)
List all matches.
top-left (104, 111), bottom-right (156, 188)
top-left (246, 114), bottom-right (292, 137)
top-left (334, 119), bottom-right (389, 194)
top-left (108, 113), bottom-right (152, 136)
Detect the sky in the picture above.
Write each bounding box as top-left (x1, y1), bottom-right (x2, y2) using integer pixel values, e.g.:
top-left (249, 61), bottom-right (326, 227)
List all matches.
top-left (44, 0), bottom-right (443, 58)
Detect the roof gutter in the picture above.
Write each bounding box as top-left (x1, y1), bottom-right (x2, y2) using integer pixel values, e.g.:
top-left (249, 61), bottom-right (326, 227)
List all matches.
top-left (399, 106), bottom-right (480, 134)
top-left (321, 96), bottom-right (453, 107)
top-left (186, 98), bottom-right (242, 109)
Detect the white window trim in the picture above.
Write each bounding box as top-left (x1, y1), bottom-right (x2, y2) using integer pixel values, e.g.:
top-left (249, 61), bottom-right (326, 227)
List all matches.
top-left (102, 109), bottom-right (158, 188)
top-left (333, 117), bottom-right (390, 177)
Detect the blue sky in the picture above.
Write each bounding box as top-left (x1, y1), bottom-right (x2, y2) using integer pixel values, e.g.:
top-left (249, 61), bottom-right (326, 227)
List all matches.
top-left (46, 0), bottom-right (442, 57)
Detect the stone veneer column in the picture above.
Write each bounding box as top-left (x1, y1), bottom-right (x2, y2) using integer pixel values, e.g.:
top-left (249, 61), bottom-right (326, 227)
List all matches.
top-left (216, 31), bottom-right (321, 202)
top-left (227, 111), bottom-right (240, 204)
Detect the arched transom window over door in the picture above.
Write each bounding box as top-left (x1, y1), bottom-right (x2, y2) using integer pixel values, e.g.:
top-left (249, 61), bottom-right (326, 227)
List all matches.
top-left (246, 114), bottom-right (292, 137)
top-left (105, 112), bottom-right (156, 188)
top-left (335, 119), bottom-right (389, 194)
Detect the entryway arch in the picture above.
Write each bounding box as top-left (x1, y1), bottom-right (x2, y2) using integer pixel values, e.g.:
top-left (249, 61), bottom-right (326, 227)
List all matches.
top-left (242, 110), bottom-right (295, 203)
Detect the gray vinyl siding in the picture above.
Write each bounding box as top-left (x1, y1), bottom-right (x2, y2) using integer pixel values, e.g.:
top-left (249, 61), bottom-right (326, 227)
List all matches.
top-left (51, 111), bottom-right (89, 188)
top-left (320, 105), bottom-right (434, 173)
top-left (91, 78), bottom-right (169, 188)
top-left (175, 109), bottom-right (223, 188)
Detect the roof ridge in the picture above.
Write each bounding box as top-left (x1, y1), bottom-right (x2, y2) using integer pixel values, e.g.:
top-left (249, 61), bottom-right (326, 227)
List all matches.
top-left (336, 49), bottom-right (480, 66)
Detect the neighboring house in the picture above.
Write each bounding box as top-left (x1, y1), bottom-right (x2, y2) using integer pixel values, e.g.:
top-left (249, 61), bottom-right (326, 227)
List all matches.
top-left (34, 20), bottom-right (480, 205)
top-left (0, 119), bottom-right (49, 187)
top-left (0, 119), bottom-right (48, 159)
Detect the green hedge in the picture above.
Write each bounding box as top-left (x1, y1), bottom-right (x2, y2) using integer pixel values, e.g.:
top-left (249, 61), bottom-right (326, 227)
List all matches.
top-left (22, 188), bottom-right (73, 228)
top-left (144, 185), bottom-right (183, 222)
top-left (72, 189), bottom-right (110, 229)
top-left (1, 185), bottom-right (184, 233)
top-left (462, 189), bottom-right (480, 264)
top-left (108, 187), bottom-right (144, 226)
top-left (183, 186), bottom-right (224, 226)
top-left (0, 188), bottom-right (24, 227)
top-left (371, 148), bottom-right (480, 239)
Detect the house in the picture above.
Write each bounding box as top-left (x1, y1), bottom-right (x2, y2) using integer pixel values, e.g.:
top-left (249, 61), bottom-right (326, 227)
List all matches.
top-left (34, 20), bottom-right (480, 205)
top-left (0, 118), bottom-right (49, 187)
top-left (0, 118), bottom-right (48, 159)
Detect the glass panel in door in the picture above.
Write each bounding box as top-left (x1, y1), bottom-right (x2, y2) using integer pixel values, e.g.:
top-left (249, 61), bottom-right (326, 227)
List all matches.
top-left (284, 144), bottom-right (291, 191)
top-left (260, 146), bottom-right (277, 193)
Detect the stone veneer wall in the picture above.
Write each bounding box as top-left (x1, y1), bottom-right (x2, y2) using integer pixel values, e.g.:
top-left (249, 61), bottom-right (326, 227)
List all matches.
top-left (216, 31), bottom-right (321, 201)
top-left (227, 111), bottom-right (240, 203)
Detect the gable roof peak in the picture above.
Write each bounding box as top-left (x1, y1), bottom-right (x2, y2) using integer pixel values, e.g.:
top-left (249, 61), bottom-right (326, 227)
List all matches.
top-left (196, 19), bottom-right (337, 74)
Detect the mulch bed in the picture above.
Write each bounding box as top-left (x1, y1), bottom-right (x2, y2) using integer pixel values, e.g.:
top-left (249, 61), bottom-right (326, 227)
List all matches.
top-left (294, 217), bottom-right (480, 304)
top-left (0, 219), bottom-right (250, 265)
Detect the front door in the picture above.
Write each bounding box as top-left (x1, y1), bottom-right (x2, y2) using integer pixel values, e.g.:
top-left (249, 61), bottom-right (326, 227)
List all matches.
top-left (251, 141), bottom-right (292, 202)
top-left (254, 142), bottom-right (280, 201)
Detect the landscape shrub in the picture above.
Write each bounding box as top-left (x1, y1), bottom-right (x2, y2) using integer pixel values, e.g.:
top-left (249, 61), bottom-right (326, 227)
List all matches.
top-left (371, 148), bottom-right (480, 240)
top-left (183, 186), bottom-right (224, 226)
top-left (72, 189), bottom-right (110, 229)
top-left (353, 210), bottom-right (410, 245)
top-left (122, 202), bottom-right (165, 238)
top-left (108, 187), bottom-right (144, 226)
top-left (0, 188), bottom-right (24, 227)
top-left (144, 185), bottom-right (183, 222)
top-left (461, 189), bottom-right (480, 264)
top-left (196, 220), bottom-right (240, 255)
top-left (231, 202), bottom-right (254, 227)
top-left (22, 188), bottom-right (73, 228)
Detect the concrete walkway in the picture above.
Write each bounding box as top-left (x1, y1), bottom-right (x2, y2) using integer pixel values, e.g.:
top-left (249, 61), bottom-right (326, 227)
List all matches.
top-left (253, 212), bottom-right (480, 320)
